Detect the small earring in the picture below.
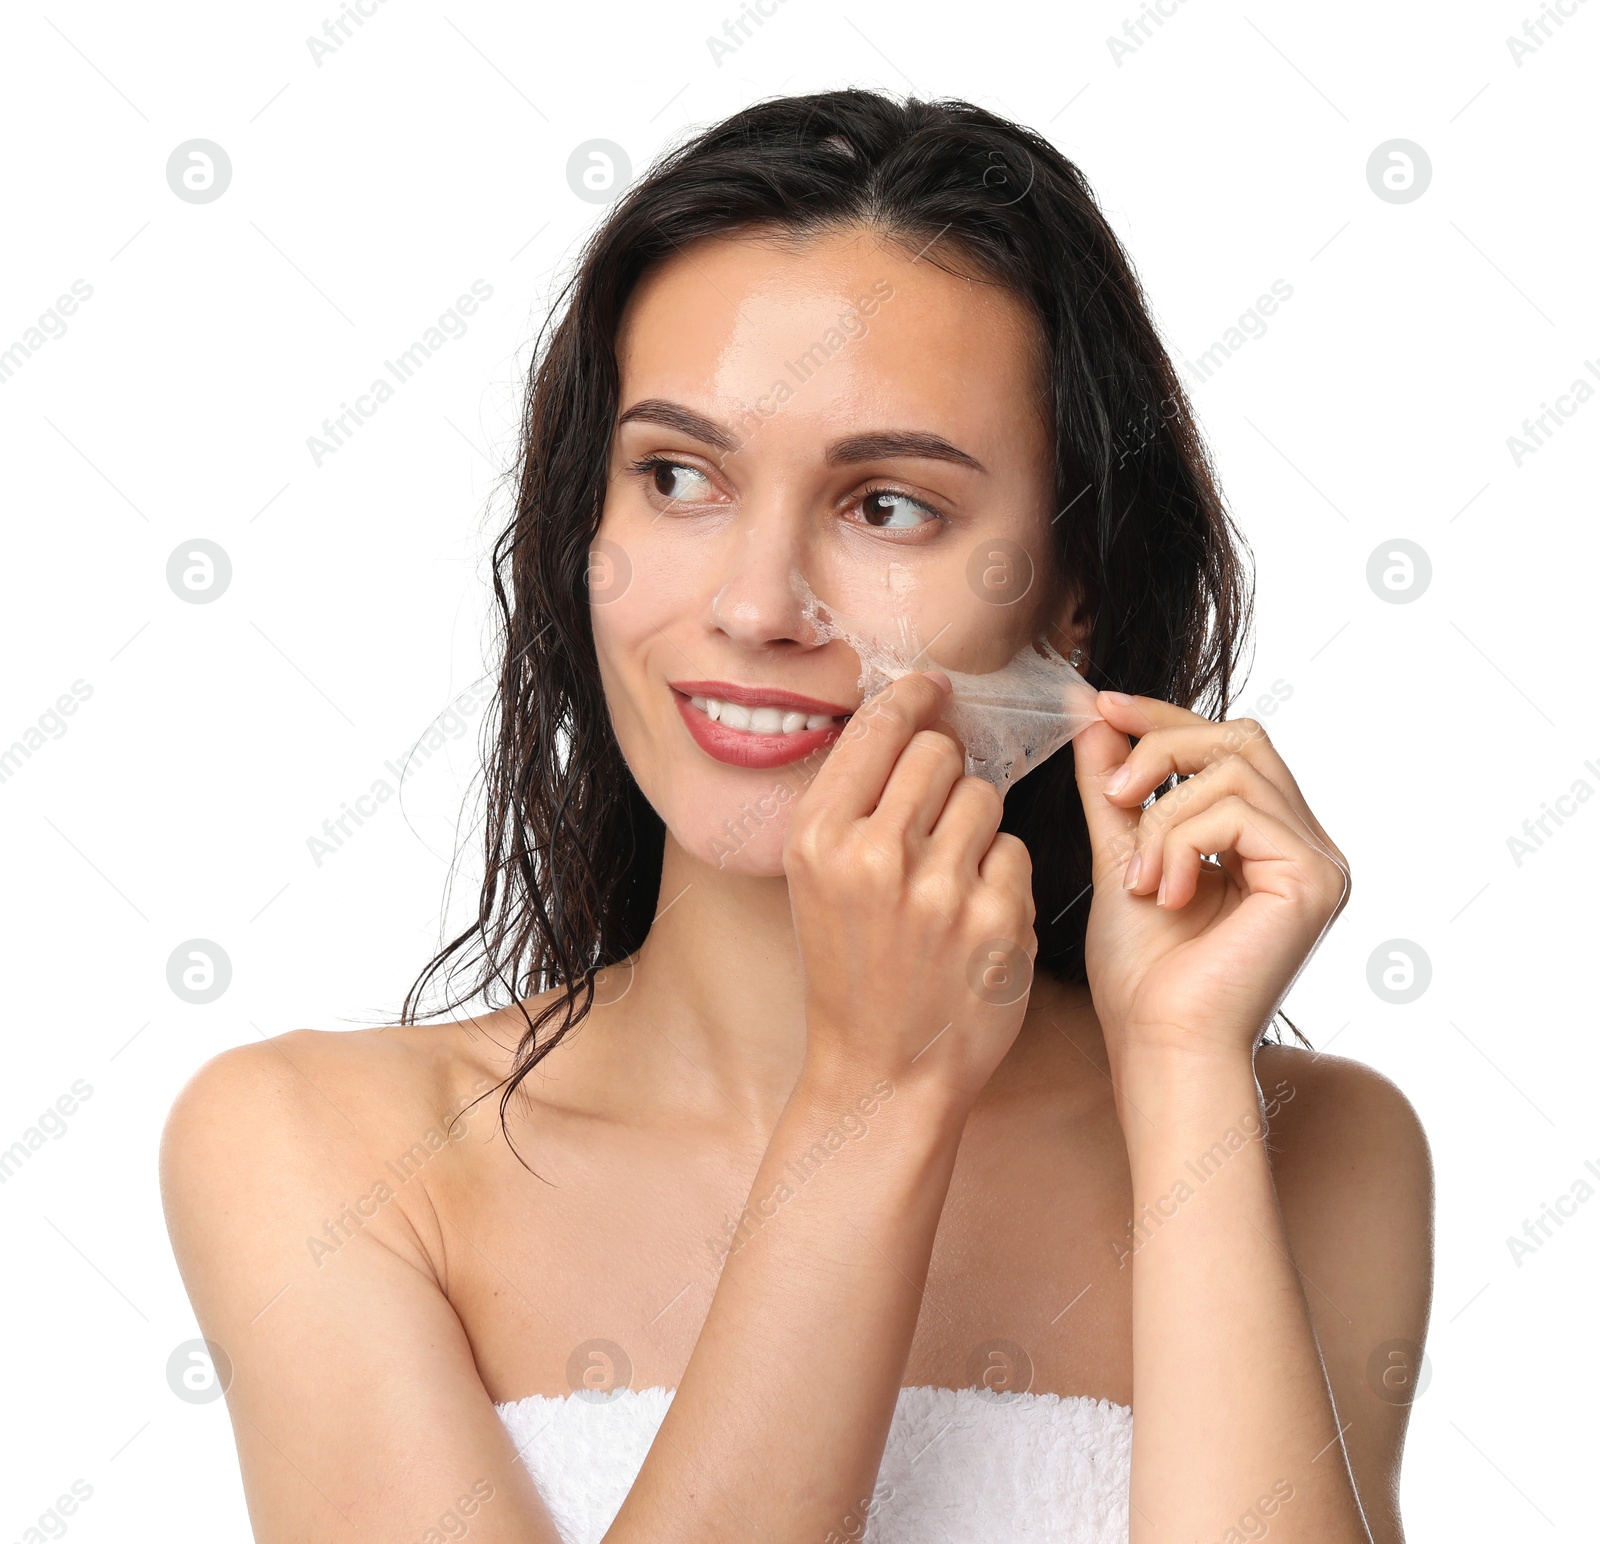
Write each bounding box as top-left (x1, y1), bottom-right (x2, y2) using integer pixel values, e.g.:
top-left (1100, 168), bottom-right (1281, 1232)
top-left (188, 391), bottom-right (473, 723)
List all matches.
top-left (1069, 647), bottom-right (1087, 669)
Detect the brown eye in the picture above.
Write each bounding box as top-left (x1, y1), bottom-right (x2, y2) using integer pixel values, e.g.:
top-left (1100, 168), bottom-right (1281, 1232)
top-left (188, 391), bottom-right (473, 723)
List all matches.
top-left (861, 489), bottom-right (938, 529)
top-left (632, 457), bottom-right (714, 505)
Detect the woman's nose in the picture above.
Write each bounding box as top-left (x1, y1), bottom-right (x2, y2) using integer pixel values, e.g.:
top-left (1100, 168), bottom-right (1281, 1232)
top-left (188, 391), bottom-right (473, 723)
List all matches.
top-left (707, 522), bottom-right (816, 649)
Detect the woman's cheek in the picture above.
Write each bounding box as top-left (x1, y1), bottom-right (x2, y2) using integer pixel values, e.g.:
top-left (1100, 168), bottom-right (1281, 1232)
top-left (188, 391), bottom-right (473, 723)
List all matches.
top-left (589, 575), bottom-right (669, 769)
top-left (821, 569), bottom-right (1033, 677)
top-left (589, 572), bottom-right (796, 878)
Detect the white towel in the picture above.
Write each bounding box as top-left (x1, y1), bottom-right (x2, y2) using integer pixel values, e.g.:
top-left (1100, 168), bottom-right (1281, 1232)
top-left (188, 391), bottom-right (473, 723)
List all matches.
top-left (496, 1383), bottom-right (1132, 1543)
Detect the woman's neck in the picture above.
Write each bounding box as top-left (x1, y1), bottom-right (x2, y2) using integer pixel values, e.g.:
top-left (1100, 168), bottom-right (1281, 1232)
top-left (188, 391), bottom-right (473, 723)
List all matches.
top-left (525, 834), bottom-right (1102, 1142)
top-left (580, 836), bottom-right (814, 1135)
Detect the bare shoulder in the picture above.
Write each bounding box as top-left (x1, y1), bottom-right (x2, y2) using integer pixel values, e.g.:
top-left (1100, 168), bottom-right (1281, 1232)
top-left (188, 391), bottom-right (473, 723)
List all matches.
top-left (1254, 1040), bottom-right (1435, 1271)
top-left (157, 1020), bottom-right (559, 1540)
top-left (169, 1017), bottom-right (489, 1110)
top-left (161, 1027), bottom-right (372, 1149)
top-left (161, 1023), bottom-right (469, 1162)
top-left (1255, 1041), bottom-right (1434, 1198)
top-left (1254, 1042), bottom-right (1434, 1540)
top-left (159, 1020), bottom-right (512, 1274)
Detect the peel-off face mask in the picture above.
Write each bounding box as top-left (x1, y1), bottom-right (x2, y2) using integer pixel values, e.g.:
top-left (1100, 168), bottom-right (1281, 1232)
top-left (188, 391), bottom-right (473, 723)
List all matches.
top-left (789, 569), bottom-right (1102, 796)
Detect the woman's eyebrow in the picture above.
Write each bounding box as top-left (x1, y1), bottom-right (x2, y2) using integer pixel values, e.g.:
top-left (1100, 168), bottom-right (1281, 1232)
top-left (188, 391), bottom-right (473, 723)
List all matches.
top-left (617, 399), bottom-right (740, 453)
top-left (826, 430), bottom-right (985, 474)
top-left (616, 399), bottom-right (986, 474)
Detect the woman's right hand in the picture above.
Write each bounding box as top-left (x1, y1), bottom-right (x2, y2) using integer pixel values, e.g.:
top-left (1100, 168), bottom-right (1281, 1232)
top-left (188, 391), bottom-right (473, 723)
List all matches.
top-left (782, 668), bottom-right (1038, 1113)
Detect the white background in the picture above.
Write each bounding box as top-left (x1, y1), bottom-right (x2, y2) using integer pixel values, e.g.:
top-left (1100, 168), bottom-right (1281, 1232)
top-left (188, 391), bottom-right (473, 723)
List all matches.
top-left (2, 0), bottom-right (1595, 1538)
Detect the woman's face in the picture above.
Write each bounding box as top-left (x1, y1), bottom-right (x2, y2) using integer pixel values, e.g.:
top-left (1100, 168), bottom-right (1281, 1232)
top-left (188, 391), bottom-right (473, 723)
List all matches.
top-left (592, 224), bottom-right (1063, 876)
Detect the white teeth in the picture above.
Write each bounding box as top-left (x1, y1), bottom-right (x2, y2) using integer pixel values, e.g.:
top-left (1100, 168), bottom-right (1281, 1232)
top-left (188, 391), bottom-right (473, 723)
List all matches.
top-left (685, 694), bottom-right (843, 735)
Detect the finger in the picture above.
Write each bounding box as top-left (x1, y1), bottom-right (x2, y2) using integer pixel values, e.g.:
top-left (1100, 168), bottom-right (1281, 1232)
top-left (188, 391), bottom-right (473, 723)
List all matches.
top-left (1068, 711), bottom-right (1141, 882)
top-left (1147, 795), bottom-right (1349, 915)
top-left (927, 773), bottom-right (1006, 878)
top-left (1120, 752), bottom-right (1323, 893)
top-left (872, 725), bottom-right (968, 839)
top-left (1097, 692), bottom-right (1335, 853)
top-left (975, 833), bottom-right (1037, 931)
top-left (803, 670), bottom-right (953, 823)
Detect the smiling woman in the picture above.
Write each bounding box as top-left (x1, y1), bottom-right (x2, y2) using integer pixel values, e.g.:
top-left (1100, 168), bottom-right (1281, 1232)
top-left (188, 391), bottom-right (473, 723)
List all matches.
top-left (161, 87), bottom-right (1432, 1544)
top-left (592, 223), bottom-right (1065, 848)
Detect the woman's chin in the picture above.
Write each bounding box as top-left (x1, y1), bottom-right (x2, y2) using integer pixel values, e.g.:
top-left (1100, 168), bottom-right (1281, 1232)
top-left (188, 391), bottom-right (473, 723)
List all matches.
top-left (691, 819), bottom-right (792, 879)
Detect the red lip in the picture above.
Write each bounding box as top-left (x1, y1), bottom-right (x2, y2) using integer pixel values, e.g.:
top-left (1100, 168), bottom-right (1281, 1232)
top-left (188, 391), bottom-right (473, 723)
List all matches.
top-left (668, 679), bottom-right (857, 717)
top-left (671, 687), bottom-right (848, 770)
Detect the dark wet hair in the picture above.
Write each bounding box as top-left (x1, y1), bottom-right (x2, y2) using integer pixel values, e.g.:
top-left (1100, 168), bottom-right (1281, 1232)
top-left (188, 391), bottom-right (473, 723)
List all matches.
top-left (401, 87), bottom-right (1307, 1132)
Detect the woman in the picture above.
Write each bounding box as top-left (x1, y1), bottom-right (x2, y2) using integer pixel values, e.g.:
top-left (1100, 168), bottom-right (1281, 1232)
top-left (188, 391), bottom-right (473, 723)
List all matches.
top-left (162, 89), bottom-right (1433, 1543)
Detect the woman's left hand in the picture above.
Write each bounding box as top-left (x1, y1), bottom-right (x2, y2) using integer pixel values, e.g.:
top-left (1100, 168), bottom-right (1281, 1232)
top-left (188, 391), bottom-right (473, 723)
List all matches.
top-left (1071, 690), bottom-right (1351, 1069)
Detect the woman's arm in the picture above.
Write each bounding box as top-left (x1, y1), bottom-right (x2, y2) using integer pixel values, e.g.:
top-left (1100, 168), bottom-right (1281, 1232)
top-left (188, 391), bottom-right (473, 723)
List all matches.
top-left (1111, 1041), bottom-right (1431, 1544)
top-left (161, 1034), bottom-right (969, 1544)
top-left (1259, 1044), bottom-right (1435, 1544)
top-left (160, 1033), bottom-right (563, 1544)
top-left (1071, 688), bottom-right (1431, 1541)
top-left (163, 668), bottom-right (1037, 1543)
top-left (608, 1059), bottom-right (968, 1540)
top-left (609, 669), bottom-right (1039, 1539)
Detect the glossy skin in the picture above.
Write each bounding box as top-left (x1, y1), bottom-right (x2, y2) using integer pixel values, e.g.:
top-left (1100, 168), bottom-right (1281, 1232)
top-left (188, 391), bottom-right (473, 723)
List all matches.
top-left (161, 228), bottom-right (1433, 1544)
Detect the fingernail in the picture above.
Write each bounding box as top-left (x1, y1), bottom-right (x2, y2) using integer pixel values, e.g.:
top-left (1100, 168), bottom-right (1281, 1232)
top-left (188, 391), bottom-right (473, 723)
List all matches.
top-left (1101, 690), bottom-right (1135, 708)
top-left (1105, 764), bottom-right (1130, 796)
top-left (1156, 871), bottom-right (1168, 906)
top-left (1123, 850), bottom-right (1142, 890)
top-left (924, 668), bottom-right (952, 693)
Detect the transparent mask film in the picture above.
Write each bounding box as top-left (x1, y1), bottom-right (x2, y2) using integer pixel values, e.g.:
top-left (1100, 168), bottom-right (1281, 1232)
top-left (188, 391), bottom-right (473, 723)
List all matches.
top-left (788, 547), bottom-right (1102, 797)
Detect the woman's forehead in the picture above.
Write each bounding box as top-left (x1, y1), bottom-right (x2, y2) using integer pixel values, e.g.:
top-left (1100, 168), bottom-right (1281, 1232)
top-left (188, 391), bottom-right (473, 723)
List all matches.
top-left (615, 229), bottom-right (1045, 458)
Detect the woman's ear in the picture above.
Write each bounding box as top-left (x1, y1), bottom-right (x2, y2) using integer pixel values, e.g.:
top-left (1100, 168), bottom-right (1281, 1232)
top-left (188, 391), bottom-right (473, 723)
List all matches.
top-left (1039, 572), bottom-right (1090, 670)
